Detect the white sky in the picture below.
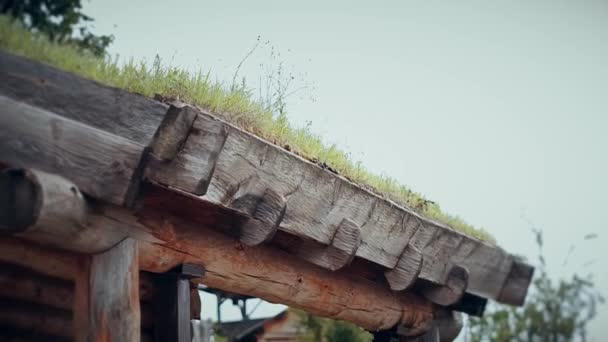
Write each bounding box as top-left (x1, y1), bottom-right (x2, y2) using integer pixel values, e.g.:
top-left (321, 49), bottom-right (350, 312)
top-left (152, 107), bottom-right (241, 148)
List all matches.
top-left (84, 0), bottom-right (607, 339)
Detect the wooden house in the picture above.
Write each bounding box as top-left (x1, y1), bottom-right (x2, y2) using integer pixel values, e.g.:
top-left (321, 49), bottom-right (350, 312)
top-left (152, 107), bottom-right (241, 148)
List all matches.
top-left (0, 50), bottom-right (533, 341)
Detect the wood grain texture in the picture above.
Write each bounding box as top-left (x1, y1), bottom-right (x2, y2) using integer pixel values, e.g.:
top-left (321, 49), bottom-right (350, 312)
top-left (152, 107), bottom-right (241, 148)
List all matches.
top-left (0, 50), bottom-right (167, 146)
top-left (74, 239), bottom-right (140, 342)
top-left (0, 300), bottom-right (72, 339)
top-left (278, 218), bottom-right (362, 271)
top-left (385, 245), bottom-right (423, 291)
top-left (154, 274), bottom-right (192, 342)
top-left (148, 104), bottom-right (197, 161)
top-left (145, 113), bottom-right (227, 195)
top-left (420, 265), bottom-right (469, 306)
top-left (0, 237), bottom-right (78, 281)
top-left (0, 95), bottom-right (144, 206)
top-left (135, 184), bottom-right (434, 331)
top-left (497, 259), bottom-right (535, 306)
top-left (0, 265), bottom-right (73, 311)
top-left (230, 188), bottom-right (286, 245)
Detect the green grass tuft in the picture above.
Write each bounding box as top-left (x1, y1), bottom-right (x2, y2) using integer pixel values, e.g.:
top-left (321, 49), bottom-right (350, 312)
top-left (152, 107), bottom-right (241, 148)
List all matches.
top-left (0, 15), bottom-right (493, 242)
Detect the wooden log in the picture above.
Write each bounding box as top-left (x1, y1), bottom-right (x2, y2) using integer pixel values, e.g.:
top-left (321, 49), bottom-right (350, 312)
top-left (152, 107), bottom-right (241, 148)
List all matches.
top-left (0, 95), bottom-right (145, 206)
top-left (153, 265), bottom-right (204, 342)
top-left (0, 183), bottom-right (433, 332)
top-left (0, 265), bottom-right (73, 310)
top-left (0, 300), bottom-right (72, 339)
top-left (144, 111), bottom-right (228, 195)
top-left (0, 168), bottom-right (152, 253)
top-left (73, 239), bottom-right (140, 342)
top-left (435, 310), bottom-right (463, 342)
top-left (420, 265), bottom-right (469, 306)
top-left (0, 237), bottom-right (78, 281)
top-left (0, 50), bottom-right (167, 146)
top-left (148, 103), bottom-right (198, 162)
top-left (497, 258), bottom-right (535, 306)
top-left (230, 188), bottom-right (286, 246)
top-left (0, 168), bottom-right (86, 235)
top-left (276, 218), bottom-right (362, 271)
top-left (133, 188), bottom-right (435, 332)
top-left (385, 245), bottom-right (423, 291)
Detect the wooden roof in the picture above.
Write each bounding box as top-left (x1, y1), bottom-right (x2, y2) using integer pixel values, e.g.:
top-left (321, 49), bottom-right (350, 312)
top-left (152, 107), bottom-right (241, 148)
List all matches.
top-left (0, 49), bottom-right (533, 336)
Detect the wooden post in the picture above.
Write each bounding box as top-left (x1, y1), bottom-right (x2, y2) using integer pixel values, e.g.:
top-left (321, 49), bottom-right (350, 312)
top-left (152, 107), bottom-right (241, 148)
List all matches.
top-left (73, 238), bottom-right (140, 342)
top-left (154, 264), bottom-right (205, 342)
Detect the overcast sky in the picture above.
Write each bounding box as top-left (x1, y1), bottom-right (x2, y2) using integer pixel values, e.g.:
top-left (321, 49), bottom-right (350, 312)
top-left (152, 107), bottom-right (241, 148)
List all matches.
top-left (84, 0), bottom-right (607, 339)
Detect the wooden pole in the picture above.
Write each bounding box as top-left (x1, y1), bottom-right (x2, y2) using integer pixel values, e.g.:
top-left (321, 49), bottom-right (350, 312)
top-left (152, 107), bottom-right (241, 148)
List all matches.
top-left (73, 239), bottom-right (140, 342)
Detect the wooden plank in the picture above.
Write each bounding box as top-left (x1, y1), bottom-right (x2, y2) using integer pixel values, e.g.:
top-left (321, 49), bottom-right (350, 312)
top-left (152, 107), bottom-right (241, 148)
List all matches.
top-left (497, 259), bottom-right (535, 305)
top-left (0, 299), bottom-right (72, 339)
top-left (385, 245), bottom-right (423, 291)
top-left (144, 112), bottom-right (227, 195)
top-left (419, 265), bottom-right (469, 306)
top-left (230, 188), bottom-right (287, 246)
top-left (0, 50), bottom-right (167, 146)
top-left (275, 218), bottom-right (362, 271)
top-left (0, 264), bottom-right (73, 310)
top-left (0, 95), bottom-right (145, 206)
top-left (0, 237), bottom-right (78, 281)
top-left (74, 239), bottom-right (140, 342)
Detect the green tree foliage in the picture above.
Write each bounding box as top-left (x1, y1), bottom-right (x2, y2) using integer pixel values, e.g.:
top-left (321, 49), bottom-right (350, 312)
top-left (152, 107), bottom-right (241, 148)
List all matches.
top-left (293, 309), bottom-right (372, 342)
top-left (0, 0), bottom-right (112, 55)
top-left (465, 230), bottom-right (604, 342)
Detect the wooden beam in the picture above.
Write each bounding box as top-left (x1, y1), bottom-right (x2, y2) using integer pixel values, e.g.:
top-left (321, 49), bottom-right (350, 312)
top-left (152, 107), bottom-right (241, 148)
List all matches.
top-left (419, 265), bottom-right (469, 306)
top-left (0, 299), bottom-right (72, 339)
top-left (0, 236), bottom-right (78, 281)
top-left (0, 50), bottom-right (167, 146)
top-left (73, 239), bottom-right (140, 342)
top-left (0, 168), bottom-right (145, 254)
top-left (153, 264), bottom-right (204, 342)
top-left (497, 259), bottom-right (535, 305)
top-left (385, 245), bottom-right (423, 291)
top-left (0, 95), bottom-right (145, 206)
top-left (0, 264), bottom-right (73, 311)
top-left (285, 218), bottom-right (362, 271)
top-left (134, 190), bottom-right (434, 331)
top-left (230, 188), bottom-right (287, 246)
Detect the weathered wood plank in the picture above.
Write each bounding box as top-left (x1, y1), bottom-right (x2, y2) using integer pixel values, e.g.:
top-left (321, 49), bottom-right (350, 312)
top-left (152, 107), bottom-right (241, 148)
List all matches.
top-left (0, 300), bottom-right (72, 339)
top-left (0, 237), bottom-right (78, 281)
top-left (0, 265), bottom-right (73, 311)
top-left (144, 112), bottom-right (227, 195)
top-left (497, 258), bottom-right (535, 305)
top-left (0, 95), bottom-right (145, 206)
top-left (276, 218), bottom-right (362, 271)
top-left (385, 245), bottom-right (423, 291)
top-left (419, 265), bottom-right (469, 306)
top-left (0, 50), bottom-right (167, 146)
top-left (230, 188), bottom-right (286, 246)
top-left (74, 239), bottom-right (140, 342)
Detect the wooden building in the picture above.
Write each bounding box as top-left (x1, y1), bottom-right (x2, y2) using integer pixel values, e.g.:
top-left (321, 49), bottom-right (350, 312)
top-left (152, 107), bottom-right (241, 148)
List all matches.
top-left (0, 50), bottom-right (534, 341)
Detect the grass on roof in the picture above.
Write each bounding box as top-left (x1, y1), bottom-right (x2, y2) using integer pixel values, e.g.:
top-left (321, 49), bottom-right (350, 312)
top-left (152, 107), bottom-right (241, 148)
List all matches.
top-left (0, 15), bottom-right (493, 242)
